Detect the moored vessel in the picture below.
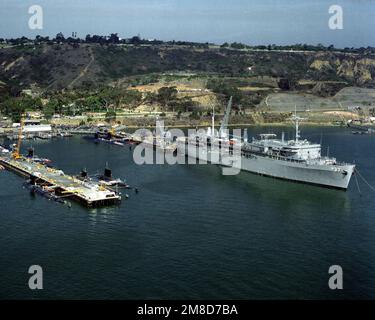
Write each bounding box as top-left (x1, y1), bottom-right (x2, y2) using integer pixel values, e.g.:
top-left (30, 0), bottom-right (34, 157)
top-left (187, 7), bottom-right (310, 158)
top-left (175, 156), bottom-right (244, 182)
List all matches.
top-left (177, 98), bottom-right (355, 190)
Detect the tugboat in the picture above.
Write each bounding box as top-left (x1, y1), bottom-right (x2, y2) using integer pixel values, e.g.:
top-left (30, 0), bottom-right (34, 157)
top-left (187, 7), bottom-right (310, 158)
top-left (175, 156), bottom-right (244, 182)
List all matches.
top-left (84, 129), bottom-right (128, 146)
top-left (26, 147), bottom-right (52, 166)
top-left (95, 165), bottom-right (130, 188)
top-left (77, 165), bottom-right (130, 189)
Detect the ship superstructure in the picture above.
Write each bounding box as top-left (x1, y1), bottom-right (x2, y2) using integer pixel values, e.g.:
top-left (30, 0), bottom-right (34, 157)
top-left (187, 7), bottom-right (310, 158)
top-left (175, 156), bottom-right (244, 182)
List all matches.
top-left (177, 99), bottom-right (355, 190)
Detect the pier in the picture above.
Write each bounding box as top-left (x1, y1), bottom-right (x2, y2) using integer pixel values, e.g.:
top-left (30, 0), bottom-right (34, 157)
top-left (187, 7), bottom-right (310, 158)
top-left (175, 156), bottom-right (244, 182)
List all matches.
top-left (0, 155), bottom-right (121, 207)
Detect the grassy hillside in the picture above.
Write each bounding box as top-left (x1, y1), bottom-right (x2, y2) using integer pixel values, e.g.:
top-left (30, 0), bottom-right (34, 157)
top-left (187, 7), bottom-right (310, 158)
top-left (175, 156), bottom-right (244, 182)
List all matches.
top-left (1, 43), bottom-right (375, 125)
top-left (1, 43), bottom-right (375, 91)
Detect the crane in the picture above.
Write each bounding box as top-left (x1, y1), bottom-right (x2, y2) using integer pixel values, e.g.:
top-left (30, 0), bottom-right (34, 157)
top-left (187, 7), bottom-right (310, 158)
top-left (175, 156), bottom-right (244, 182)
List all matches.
top-left (12, 115), bottom-right (24, 159)
top-left (219, 96), bottom-right (233, 138)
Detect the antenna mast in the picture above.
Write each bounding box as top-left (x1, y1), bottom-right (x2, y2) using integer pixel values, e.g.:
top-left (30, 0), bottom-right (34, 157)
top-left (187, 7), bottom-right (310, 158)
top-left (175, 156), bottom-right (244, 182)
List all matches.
top-left (289, 107), bottom-right (306, 143)
top-left (295, 116), bottom-right (300, 142)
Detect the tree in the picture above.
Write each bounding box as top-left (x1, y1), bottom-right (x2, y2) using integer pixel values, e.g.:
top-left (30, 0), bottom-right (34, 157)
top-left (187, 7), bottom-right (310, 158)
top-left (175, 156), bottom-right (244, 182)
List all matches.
top-left (230, 42), bottom-right (246, 49)
top-left (189, 109), bottom-right (200, 120)
top-left (55, 32), bottom-right (65, 43)
top-left (130, 36), bottom-right (141, 45)
top-left (144, 92), bottom-right (158, 104)
top-left (105, 110), bottom-right (116, 123)
top-left (35, 35), bottom-right (42, 43)
top-left (278, 78), bottom-right (294, 91)
top-left (109, 33), bottom-right (120, 44)
top-left (85, 95), bottom-right (104, 112)
top-left (157, 86), bottom-right (178, 107)
top-left (42, 102), bottom-right (55, 120)
top-left (97, 87), bottom-right (124, 109)
top-left (175, 96), bottom-right (195, 112)
top-left (206, 79), bottom-right (244, 105)
top-left (1, 98), bottom-right (26, 122)
top-left (0, 98), bottom-right (15, 117)
top-left (122, 90), bottom-right (142, 108)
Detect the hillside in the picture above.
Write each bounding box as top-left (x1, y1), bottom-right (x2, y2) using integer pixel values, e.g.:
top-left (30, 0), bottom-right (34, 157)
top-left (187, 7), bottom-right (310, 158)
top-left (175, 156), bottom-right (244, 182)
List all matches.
top-left (1, 42), bottom-right (375, 127)
top-left (1, 43), bottom-right (375, 91)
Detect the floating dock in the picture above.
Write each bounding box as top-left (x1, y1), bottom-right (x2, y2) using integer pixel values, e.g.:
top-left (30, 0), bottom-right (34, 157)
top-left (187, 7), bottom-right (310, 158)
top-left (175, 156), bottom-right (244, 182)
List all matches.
top-left (0, 155), bottom-right (121, 207)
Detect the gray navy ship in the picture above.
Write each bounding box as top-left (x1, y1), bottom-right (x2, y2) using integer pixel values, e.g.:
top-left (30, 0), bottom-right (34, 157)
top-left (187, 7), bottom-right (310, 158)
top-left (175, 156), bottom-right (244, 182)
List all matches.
top-left (177, 98), bottom-right (355, 190)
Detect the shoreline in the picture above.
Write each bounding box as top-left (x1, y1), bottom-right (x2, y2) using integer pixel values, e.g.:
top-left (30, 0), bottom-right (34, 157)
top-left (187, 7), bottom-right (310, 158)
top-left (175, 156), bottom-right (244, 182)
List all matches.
top-left (0, 120), bottom-right (349, 138)
top-left (121, 122), bottom-right (344, 130)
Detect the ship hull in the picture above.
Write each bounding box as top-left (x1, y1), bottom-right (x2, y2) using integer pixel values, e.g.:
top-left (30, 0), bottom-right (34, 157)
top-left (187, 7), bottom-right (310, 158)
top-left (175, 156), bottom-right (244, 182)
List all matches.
top-left (180, 144), bottom-right (355, 190)
top-left (239, 155), bottom-right (354, 190)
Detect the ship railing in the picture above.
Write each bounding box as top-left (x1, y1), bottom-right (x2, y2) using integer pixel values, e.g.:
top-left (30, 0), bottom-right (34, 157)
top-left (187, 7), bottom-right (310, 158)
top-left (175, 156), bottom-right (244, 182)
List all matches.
top-left (272, 156), bottom-right (304, 163)
top-left (242, 150), bottom-right (305, 164)
top-left (331, 160), bottom-right (352, 166)
top-left (319, 156), bottom-right (352, 166)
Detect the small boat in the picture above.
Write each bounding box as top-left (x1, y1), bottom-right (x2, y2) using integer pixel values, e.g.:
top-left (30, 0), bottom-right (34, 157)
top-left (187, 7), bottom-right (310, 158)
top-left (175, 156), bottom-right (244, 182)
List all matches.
top-left (26, 148), bottom-right (52, 165)
top-left (113, 141), bottom-right (125, 146)
top-left (36, 133), bottom-right (52, 140)
top-left (0, 145), bottom-right (10, 153)
top-left (352, 129), bottom-right (375, 135)
top-left (57, 131), bottom-right (73, 138)
top-left (32, 158), bottom-right (52, 165)
top-left (23, 182), bottom-right (69, 205)
top-left (95, 165), bottom-right (130, 188)
top-left (98, 178), bottom-right (130, 188)
top-left (84, 131), bottom-right (131, 146)
top-left (76, 167), bottom-right (130, 189)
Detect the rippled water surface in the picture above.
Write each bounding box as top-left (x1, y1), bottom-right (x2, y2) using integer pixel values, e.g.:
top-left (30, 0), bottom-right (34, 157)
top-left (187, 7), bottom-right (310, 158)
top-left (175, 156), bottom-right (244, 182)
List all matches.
top-left (1, 126), bottom-right (375, 299)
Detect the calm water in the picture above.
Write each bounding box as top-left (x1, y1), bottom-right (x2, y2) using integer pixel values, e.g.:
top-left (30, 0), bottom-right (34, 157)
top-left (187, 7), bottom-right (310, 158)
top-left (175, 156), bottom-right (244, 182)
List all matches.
top-left (1, 126), bottom-right (375, 300)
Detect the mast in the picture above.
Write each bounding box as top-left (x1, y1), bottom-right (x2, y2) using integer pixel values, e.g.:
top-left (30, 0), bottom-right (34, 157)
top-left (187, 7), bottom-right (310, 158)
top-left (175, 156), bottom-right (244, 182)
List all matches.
top-left (295, 116), bottom-right (300, 143)
top-left (211, 105), bottom-right (215, 138)
top-left (219, 96), bottom-right (233, 138)
top-left (294, 106), bottom-right (299, 143)
top-left (289, 107), bottom-right (306, 143)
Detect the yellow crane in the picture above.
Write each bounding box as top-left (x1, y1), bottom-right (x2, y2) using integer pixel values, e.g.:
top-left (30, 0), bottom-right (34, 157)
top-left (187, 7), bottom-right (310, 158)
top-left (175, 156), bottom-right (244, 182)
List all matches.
top-left (12, 115), bottom-right (24, 159)
top-left (109, 126), bottom-right (116, 137)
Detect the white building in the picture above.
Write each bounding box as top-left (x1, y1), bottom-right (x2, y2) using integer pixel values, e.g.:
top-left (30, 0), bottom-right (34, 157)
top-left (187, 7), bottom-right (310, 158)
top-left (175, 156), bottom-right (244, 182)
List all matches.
top-left (12, 122), bottom-right (52, 133)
